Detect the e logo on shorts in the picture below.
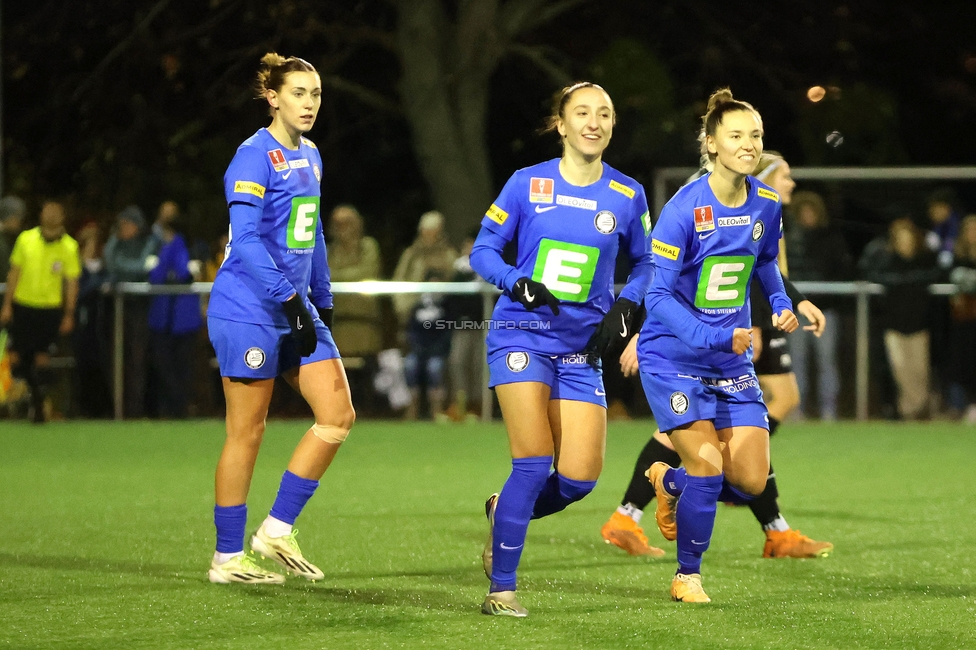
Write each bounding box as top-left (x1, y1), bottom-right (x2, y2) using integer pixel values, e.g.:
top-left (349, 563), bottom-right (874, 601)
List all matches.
top-left (532, 238), bottom-right (600, 303)
top-left (670, 391), bottom-right (689, 415)
top-left (287, 197), bottom-right (320, 249)
top-left (694, 255), bottom-right (756, 310)
top-left (506, 352), bottom-right (529, 372)
top-left (244, 347), bottom-right (266, 369)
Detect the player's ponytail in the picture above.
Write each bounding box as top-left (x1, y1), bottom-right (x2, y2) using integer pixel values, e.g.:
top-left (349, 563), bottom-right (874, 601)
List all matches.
top-left (697, 87), bottom-right (762, 167)
top-left (254, 52), bottom-right (317, 99)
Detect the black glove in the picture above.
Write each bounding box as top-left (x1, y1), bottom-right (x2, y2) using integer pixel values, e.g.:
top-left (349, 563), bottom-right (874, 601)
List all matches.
top-left (282, 295), bottom-right (318, 356)
top-left (511, 277), bottom-right (560, 315)
top-left (315, 305), bottom-right (334, 330)
top-left (583, 297), bottom-right (638, 367)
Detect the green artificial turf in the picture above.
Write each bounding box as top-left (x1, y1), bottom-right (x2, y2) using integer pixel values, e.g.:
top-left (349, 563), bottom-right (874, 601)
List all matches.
top-left (0, 419), bottom-right (973, 649)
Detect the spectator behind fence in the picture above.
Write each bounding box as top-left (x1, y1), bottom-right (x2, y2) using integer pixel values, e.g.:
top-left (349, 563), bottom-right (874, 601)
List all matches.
top-left (103, 205), bottom-right (154, 418)
top-left (73, 222), bottom-right (112, 417)
top-left (391, 210), bottom-right (457, 329)
top-left (947, 214), bottom-right (976, 422)
top-left (403, 269), bottom-right (452, 421)
top-left (859, 216), bottom-right (941, 420)
top-left (0, 196), bottom-right (27, 280)
top-left (445, 229), bottom-right (484, 422)
top-left (327, 205), bottom-right (383, 412)
top-left (783, 190), bottom-right (852, 420)
top-left (925, 187), bottom-right (963, 270)
top-left (146, 203), bottom-right (203, 418)
top-left (0, 201), bottom-right (80, 422)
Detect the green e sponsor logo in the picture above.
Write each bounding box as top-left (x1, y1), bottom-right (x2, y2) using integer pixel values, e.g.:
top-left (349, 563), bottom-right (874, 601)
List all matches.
top-left (531, 238), bottom-right (600, 302)
top-left (694, 255), bottom-right (755, 310)
top-left (287, 197), bottom-right (320, 249)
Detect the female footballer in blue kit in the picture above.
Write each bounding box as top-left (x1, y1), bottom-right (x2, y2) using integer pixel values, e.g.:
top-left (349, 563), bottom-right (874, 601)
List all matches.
top-left (637, 88), bottom-right (798, 603)
top-left (206, 53), bottom-right (355, 584)
top-left (469, 82), bottom-right (653, 617)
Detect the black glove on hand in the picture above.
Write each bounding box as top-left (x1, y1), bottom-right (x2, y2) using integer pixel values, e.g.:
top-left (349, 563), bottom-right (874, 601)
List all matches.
top-left (282, 295), bottom-right (318, 356)
top-left (315, 305), bottom-right (334, 330)
top-left (511, 277), bottom-right (560, 315)
top-left (583, 297), bottom-right (639, 367)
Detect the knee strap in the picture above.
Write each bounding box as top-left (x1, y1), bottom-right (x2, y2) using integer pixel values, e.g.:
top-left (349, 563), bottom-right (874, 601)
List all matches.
top-left (310, 423), bottom-right (350, 444)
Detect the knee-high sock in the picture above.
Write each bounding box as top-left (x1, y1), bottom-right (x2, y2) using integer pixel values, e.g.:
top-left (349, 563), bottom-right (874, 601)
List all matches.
top-left (490, 456), bottom-right (552, 592)
top-left (718, 478), bottom-right (756, 505)
top-left (214, 504), bottom-right (247, 554)
top-left (269, 470), bottom-right (319, 525)
top-left (748, 464), bottom-right (784, 529)
top-left (622, 437), bottom-right (682, 509)
top-left (675, 474), bottom-right (723, 575)
top-left (532, 473), bottom-right (596, 519)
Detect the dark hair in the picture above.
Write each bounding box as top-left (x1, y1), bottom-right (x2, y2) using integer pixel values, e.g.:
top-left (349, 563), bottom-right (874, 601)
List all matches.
top-left (790, 190), bottom-right (829, 228)
top-left (541, 81), bottom-right (614, 134)
top-left (254, 52), bottom-right (317, 100)
top-left (697, 88), bottom-right (762, 167)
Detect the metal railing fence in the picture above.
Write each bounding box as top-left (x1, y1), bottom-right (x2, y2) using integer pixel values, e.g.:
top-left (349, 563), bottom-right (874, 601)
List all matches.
top-left (0, 280), bottom-right (962, 421)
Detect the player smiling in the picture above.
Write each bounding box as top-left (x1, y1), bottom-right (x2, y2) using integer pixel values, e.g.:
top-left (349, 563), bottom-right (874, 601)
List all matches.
top-left (470, 82), bottom-right (653, 616)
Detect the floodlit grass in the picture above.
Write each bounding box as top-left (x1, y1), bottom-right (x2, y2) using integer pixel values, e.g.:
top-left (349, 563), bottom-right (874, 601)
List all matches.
top-left (1, 419), bottom-right (974, 649)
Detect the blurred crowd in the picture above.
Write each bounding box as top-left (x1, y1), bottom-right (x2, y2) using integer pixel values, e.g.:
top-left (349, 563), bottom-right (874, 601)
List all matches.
top-left (2, 188), bottom-right (976, 423)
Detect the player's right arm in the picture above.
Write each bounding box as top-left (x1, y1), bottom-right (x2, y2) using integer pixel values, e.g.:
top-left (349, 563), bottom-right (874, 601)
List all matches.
top-left (644, 203), bottom-right (741, 353)
top-left (223, 145), bottom-right (296, 303)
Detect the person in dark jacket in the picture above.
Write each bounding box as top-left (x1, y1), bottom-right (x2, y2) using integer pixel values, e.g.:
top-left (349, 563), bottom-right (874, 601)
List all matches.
top-left (783, 190), bottom-right (853, 420)
top-left (147, 204), bottom-right (203, 418)
top-left (860, 217), bottom-right (941, 420)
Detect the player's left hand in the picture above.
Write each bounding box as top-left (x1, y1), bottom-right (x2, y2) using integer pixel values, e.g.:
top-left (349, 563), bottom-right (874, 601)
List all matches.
top-left (772, 309), bottom-right (799, 333)
top-left (316, 305), bottom-right (334, 329)
top-left (584, 297), bottom-right (638, 368)
top-left (796, 300), bottom-right (826, 337)
top-left (619, 334), bottom-right (639, 377)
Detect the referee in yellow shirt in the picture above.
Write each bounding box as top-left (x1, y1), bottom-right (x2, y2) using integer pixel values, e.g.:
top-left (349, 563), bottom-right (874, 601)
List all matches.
top-left (0, 201), bottom-right (80, 422)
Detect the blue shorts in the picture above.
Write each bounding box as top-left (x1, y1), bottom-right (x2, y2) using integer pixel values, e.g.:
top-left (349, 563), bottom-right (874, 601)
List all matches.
top-left (640, 371), bottom-right (768, 433)
top-left (208, 315), bottom-right (340, 380)
top-left (488, 349), bottom-right (606, 407)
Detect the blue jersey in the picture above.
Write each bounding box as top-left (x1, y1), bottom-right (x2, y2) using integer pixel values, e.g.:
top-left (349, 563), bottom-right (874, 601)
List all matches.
top-left (638, 173), bottom-right (788, 377)
top-left (474, 159), bottom-right (653, 358)
top-left (209, 128), bottom-right (330, 327)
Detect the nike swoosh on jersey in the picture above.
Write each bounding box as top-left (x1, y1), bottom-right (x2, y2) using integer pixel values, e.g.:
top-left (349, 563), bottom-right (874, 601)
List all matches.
top-left (283, 169), bottom-right (293, 179)
top-left (524, 286), bottom-right (535, 302)
top-left (535, 205), bottom-right (557, 213)
top-left (698, 230), bottom-right (716, 240)
top-left (595, 389), bottom-right (606, 396)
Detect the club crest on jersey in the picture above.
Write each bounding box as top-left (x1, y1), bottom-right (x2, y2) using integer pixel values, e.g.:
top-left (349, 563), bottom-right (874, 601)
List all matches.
top-left (52, 261), bottom-right (63, 273)
top-left (752, 221), bottom-right (765, 241)
top-left (506, 351), bottom-right (530, 372)
top-left (529, 178), bottom-right (554, 203)
top-left (244, 347), bottom-right (266, 369)
top-left (594, 210), bottom-right (617, 234)
top-left (670, 391), bottom-right (689, 415)
top-left (268, 149), bottom-right (288, 172)
top-left (694, 206), bottom-right (715, 232)
top-left (312, 163), bottom-right (321, 181)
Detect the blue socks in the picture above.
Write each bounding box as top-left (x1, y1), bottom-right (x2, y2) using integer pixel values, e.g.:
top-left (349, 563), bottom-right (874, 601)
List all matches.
top-left (663, 466), bottom-right (688, 495)
top-left (269, 470), bottom-right (320, 525)
top-left (490, 456), bottom-right (552, 592)
top-left (675, 473), bottom-right (723, 575)
top-left (718, 478), bottom-right (756, 505)
top-left (531, 473), bottom-right (597, 519)
top-left (214, 504), bottom-right (247, 553)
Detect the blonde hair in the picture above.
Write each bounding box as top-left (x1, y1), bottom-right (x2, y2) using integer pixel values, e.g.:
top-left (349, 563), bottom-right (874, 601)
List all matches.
top-left (697, 88), bottom-right (763, 168)
top-left (254, 52), bottom-right (317, 114)
top-left (791, 191), bottom-right (829, 228)
top-left (753, 151), bottom-right (785, 182)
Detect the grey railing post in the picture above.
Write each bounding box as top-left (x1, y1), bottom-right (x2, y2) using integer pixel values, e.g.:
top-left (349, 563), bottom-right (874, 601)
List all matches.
top-left (481, 285), bottom-right (494, 422)
top-left (113, 287), bottom-right (125, 421)
top-left (855, 282), bottom-right (871, 421)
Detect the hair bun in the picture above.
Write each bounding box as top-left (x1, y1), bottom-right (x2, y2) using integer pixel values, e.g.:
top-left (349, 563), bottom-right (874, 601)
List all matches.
top-left (706, 88), bottom-right (735, 113)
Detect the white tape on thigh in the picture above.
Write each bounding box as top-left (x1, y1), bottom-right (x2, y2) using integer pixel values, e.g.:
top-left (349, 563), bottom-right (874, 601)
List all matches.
top-left (310, 423), bottom-right (349, 444)
top-left (698, 443), bottom-right (724, 472)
